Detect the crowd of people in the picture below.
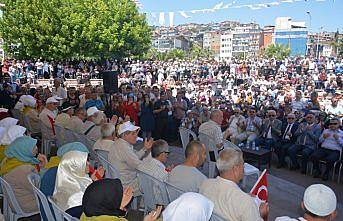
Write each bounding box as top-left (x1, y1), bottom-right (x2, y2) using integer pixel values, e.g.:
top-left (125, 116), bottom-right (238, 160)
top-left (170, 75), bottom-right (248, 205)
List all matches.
top-left (0, 55), bottom-right (342, 221)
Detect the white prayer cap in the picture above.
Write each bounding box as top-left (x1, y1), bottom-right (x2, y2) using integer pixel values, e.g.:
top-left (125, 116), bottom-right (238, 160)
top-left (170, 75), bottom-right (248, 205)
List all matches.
top-left (303, 184), bottom-right (337, 217)
top-left (46, 96), bottom-right (61, 104)
top-left (1, 125), bottom-right (27, 145)
top-left (0, 117), bottom-right (18, 128)
top-left (22, 95), bottom-right (36, 107)
top-left (117, 121), bottom-right (140, 135)
top-left (86, 107), bottom-right (102, 117)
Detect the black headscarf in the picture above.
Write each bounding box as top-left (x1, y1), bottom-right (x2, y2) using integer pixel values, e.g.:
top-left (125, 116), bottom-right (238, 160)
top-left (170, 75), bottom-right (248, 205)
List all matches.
top-left (82, 178), bottom-right (126, 217)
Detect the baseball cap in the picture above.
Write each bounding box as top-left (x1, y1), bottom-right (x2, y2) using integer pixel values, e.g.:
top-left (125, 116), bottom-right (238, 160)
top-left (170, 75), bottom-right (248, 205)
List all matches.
top-left (87, 106), bottom-right (102, 117)
top-left (46, 96), bottom-right (61, 104)
top-left (303, 184), bottom-right (337, 217)
top-left (117, 121), bottom-right (140, 135)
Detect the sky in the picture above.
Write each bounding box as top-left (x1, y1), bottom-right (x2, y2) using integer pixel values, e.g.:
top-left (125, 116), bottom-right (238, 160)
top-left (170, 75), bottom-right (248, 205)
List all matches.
top-left (139, 0), bottom-right (343, 33)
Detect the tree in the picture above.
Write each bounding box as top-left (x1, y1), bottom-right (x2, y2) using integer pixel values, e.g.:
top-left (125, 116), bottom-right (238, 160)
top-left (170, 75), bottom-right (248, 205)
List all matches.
top-left (166, 48), bottom-right (185, 60)
top-left (0, 0), bottom-right (151, 60)
top-left (190, 44), bottom-right (213, 59)
top-left (263, 44), bottom-right (291, 60)
top-left (331, 38), bottom-right (343, 57)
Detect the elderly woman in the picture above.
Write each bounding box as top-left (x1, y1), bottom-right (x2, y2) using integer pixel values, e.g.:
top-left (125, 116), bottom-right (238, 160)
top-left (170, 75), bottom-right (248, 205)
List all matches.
top-left (1, 136), bottom-right (47, 213)
top-left (52, 150), bottom-right (104, 218)
top-left (80, 178), bottom-right (161, 221)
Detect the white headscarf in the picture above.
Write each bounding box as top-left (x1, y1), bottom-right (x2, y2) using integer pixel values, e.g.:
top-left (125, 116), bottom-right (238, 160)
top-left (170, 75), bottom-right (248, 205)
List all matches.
top-left (0, 125), bottom-right (26, 145)
top-left (163, 193), bottom-right (214, 221)
top-left (0, 118), bottom-right (18, 128)
top-left (22, 95), bottom-right (36, 108)
top-left (53, 151), bottom-right (92, 211)
top-left (0, 127), bottom-right (6, 142)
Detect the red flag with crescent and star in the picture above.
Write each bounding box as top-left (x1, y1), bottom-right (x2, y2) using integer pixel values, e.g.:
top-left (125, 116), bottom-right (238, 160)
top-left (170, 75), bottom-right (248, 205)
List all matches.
top-left (250, 169), bottom-right (268, 202)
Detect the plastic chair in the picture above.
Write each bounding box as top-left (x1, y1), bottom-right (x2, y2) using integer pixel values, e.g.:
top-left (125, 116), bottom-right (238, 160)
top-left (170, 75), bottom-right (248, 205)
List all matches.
top-left (96, 152), bottom-right (120, 179)
top-left (164, 181), bottom-right (185, 202)
top-left (210, 213), bottom-right (227, 221)
top-left (0, 177), bottom-right (40, 221)
top-left (64, 128), bottom-right (77, 143)
top-left (73, 132), bottom-right (97, 160)
top-left (242, 163), bottom-right (260, 188)
top-left (179, 127), bottom-right (197, 153)
top-left (47, 197), bottom-right (80, 221)
top-left (137, 170), bottom-right (169, 214)
top-left (39, 120), bottom-right (55, 155)
top-left (95, 149), bottom-right (109, 161)
top-left (27, 174), bottom-right (56, 221)
top-left (198, 133), bottom-right (219, 178)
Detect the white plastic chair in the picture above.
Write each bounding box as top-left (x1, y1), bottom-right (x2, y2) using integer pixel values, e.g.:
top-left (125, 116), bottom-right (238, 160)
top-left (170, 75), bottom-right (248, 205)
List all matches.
top-left (27, 174), bottom-right (56, 221)
top-left (179, 127), bottom-right (197, 153)
top-left (210, 213), bottom-right (227, 221)
top-left (137, 170), bottom-right (169, 214)
top-left (64, 128), bottom-right (77, 143)
top-left (242, 163), bottom-right (260, 188)
top-left (0, 177), bottom-right (40, 221)
top-left (47, 197), bottom-right (79, 221)
top-left (39, 120), bottom-right (55, 155)
top-left (164, 181), bottom-right (185, 202)
top-left (198, 132), bottom-right (219, 178)
top-left (95, 149), bottom-right (109, 161)
top-left (73, 132), bottom-right (97, 160)
top-left (96, 152), bottom-right (120, 179)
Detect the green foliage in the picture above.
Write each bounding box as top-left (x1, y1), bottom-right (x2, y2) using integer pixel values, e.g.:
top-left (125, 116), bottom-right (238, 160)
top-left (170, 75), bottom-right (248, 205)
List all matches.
top-left (166, 48), bottom-right (185, 60)
top-left (263, 44), bottom-right (291, 60)
top-left (331, 38), bottom-right (343, 56)
top-left (0, 0), bottom-right (151, 60)
top-left (190, 44), bottom-right (213, 59)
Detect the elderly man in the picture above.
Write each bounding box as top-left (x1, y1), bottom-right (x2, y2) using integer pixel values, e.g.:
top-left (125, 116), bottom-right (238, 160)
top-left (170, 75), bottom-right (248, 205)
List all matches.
top-left (227, 108), bottom-right (246, 144)
top-left (138, 139), bottom-right (170, 182)
top-left (52, 78), bottom-right (67, 103)
top-left (276, 113), bottom-right (299, 168)
top-left (93, 123), bottom-right (116, 152)
top-left (168, 141), bottom-right (207, 192)
top-left (21, 95), bottom-right (40, 134)
top-left (288, 112), bottom-right (321, 174)
top-left (326, 97), bottom-right (343, 117)
top-left (200, 149), bottom-right (268, 221)
top-left (275, 184), bottom-right (337, 221)
top-left (236, 106), bottom-right (262, 145)
top-left (255, 109), bottom-right (282, 150)
top-left (65, 108), bottom-right (87, 134)
top-left (310, 118), bottom-right (343, 181)
top-left (55, 104), bottom-right (74, 128)
top-left (39, 96), bottom-right (61, 137)
top-left (110, 121), bottom-right (153, 196)
top-left (84, 109), bottom-right (107, 141)
top-left (198, 109), bottom-right (231, 149)
top-left (199, 105), bottom-right (210, 124)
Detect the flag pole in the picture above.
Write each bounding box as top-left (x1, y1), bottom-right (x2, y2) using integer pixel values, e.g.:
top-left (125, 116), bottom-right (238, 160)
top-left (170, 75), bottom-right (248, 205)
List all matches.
top-left (250, 169), bottom-right (267, 193)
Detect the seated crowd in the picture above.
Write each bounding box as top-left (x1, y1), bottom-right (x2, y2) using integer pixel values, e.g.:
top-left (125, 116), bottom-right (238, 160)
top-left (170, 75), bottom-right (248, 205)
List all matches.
top-left (0, 75), bottom-right (341, 221)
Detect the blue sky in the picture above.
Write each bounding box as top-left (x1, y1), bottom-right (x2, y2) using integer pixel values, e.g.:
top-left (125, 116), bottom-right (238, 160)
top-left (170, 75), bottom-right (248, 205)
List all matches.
top-left (139, 0), bottom-right (342, 32)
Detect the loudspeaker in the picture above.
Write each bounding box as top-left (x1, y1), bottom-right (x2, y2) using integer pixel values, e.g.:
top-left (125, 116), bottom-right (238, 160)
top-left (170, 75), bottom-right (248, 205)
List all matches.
top-left (102, 71), bottom-right (118, 94)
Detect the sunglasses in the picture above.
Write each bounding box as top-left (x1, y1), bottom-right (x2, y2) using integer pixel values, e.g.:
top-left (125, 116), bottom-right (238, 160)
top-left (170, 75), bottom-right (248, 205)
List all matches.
top-left (287, 117), bottom-right (295, 119)
top-left (268, 115), bottom-right (276, 117)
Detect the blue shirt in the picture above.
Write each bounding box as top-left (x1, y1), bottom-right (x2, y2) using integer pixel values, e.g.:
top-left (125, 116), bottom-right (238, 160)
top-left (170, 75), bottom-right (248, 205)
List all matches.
top-left (84, 99), bottom-right (105, 110)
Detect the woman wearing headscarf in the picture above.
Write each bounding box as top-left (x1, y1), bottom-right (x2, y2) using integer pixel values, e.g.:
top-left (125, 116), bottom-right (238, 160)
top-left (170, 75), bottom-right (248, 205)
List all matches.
top-left (80, 178), bottom-right (161, 221)
top-left (21, 95), bottom-right (40, 134)
top-left (52, 150), bottom-right (104, 218)
top-left (162, 192), bottom-right (214, 221)
top-left (0, 125), bottom-right (27, 163)
top-left (1, 136), bottom-right (47, 213)
top-left (41, 142), bottom-right (90, 197)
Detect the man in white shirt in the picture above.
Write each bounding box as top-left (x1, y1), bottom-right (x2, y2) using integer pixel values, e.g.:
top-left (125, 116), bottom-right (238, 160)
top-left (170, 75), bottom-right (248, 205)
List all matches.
top-left (138, 139), bottom-right (170, 205)
top-left (326, 98), bottom-right (343, 117)
top-left (310, 118), bottom-right (343, 181)
top-left (200, 148), bottom-right (268, 221)
top-left (110, 121), bottom-right (153, 196)
top-left (65, 108), bottom-right (87, 134)
top-left (227, 108), bottom-right (245, 144)
top-left (168, 141), bottom-right (207, 192)
top-left (275, 184), bottom-right (337, 221)
top-left (93, 123), bottom-right (116, 152)
top-left (52, 78), bottom-right (67, 104)
top-left (39, 96), bottom-right (60, 138)
top-left (198, 109), bottom-right (231, 149)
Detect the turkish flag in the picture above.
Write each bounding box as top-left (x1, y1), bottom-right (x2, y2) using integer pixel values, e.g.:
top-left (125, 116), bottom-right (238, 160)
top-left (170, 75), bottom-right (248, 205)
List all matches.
top-left (250, 169), bottom-right (268, 202)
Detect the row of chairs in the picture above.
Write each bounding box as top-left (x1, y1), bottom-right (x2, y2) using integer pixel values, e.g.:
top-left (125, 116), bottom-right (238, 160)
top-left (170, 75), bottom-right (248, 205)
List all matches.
top-left (179, 127), bottom-right (260, 187)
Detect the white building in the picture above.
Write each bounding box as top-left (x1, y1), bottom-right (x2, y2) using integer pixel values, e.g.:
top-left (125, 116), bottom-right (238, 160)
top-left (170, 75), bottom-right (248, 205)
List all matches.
top-left (220, 32), bottom-right (233, 61)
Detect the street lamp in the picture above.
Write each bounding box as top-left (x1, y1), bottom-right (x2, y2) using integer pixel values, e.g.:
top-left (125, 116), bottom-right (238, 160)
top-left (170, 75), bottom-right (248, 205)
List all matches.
top-left (306, 11), bottom-right (312, 56)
